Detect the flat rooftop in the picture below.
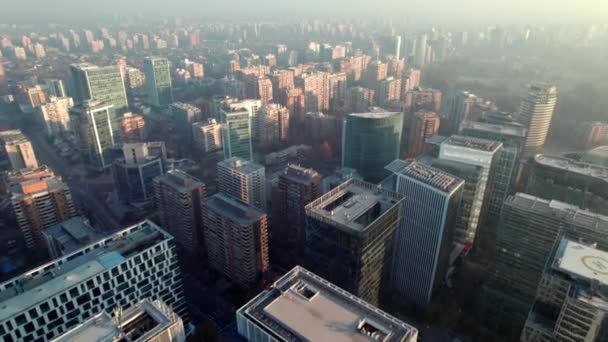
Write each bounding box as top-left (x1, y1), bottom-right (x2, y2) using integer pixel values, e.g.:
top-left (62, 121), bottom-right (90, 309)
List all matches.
top-left (170, 102), bottom-right (200, 112)
top-left (0, 129), bottom-right (29, 144)
top-left (348, 111), bottom-right (401, 120)
top-left (442, 135), bottom-right (502, 152)
top-left (218, 157), bottom-right (264, 175)
top-left (205, 193), bottom-right (265, 226)
top-left (534, 154), bottom-right (608, 181)
top-left (282, 164), bottom-right (321, 184)
top-left (399, 162), bottom-right (464, 194)
top-left (553, 239), bottom-right (608, 286)
top-left (460, 120), bottom-right (527, 138)
top-left (305, 178), bottom-right (402, 233)
top-left (0, 220), bottom-right (171, 322)
top-left (156, 169), bottom-right (203, 192)
top-left (238, 266), bottom-right (418, 342)
top-left (44, 216), bottom-right (102, 253)
top-left (52, 299), bottom-right (182, 342)
top-left (509, 193), bottom-right (608, 229)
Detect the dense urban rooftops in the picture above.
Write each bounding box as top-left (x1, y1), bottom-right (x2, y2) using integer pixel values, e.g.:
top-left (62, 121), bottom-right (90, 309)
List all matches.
top-left (238, 266), bottom-right (418, 342)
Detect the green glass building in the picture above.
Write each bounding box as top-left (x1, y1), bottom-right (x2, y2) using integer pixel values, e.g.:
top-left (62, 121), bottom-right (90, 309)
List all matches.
top-left (69, 63), bottom-right (128, 113)
top-left (341, 110), bottom-right (403, 183)
top-left (69, 101), bottom-right (115, 170)
top-left (221, 109), bottom-right (253, 161)
top-left (144, 57), bottom-right (173, 108)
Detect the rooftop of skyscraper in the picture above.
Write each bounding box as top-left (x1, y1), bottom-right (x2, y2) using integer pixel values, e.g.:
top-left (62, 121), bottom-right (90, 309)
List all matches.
top-left (526, 238), bottom-right (608, 335)
top-left (157, 169), bottom-right (204, 192)
top-left (348, 110), bottom-right (401, 120)
top-left (43, 216), bottom-right (102, 256)
top-left (305, 178), bottom-right (402, 233)
top-left (10, 176), bottom-right (68, 197)
top-left (52, 299), bottom-right (184, 342)
top-left (281, 164), bottom-right (321, 184)
top-left (508, 193), bottom-right (608, 229)
top-left (0, 220), bottom-right (171, 322)
top-left (237, 266), bottom-right (418, 342)
top-left (205, 193), bottom-right (265, 225)
top-left (399, 161), bottom-right (464, 194)
top-left (0, 129), bottom-right (29, 144)
top-left (442, 135), bottom-right (502, 152)
top-left (218, 157), bottom-right (264, 175)
top-left (170, 102), bottom-right (200, 112)
top-left (533, 154), bottom-right (608, 181)
top-left (460, 120), bottom-right (527, 138)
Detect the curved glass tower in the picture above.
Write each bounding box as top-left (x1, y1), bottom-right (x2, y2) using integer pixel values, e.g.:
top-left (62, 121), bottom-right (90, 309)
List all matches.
top-left (341, 110), bottom-right (403, 183)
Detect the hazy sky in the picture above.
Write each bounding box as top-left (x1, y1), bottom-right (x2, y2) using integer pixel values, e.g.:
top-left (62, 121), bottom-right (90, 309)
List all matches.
top-left (2, 0), bottom-right (607, 24)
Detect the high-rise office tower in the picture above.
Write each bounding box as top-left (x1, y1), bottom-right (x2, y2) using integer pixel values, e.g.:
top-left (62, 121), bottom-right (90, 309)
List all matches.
top-left (407, 110), bottom-right (440, 157)
top-left (459, 119), bottom-right (528, 219)
top-left (520, 154), bottom-right (608, 215)
top-left (192, 119), bottom-right (223, 153)
top-left (0, 130), bottom-right (38, 171)
top-left (143, 57), bottom-right (174, 107)
top-left (518, 83), bottom-right (558, 149)
top-left (112, 142), bottom-right (165, 205)
top-left (170, 102), bottom-right (202, 146)
top-left (70, 101), bottom-right (115, 170)
top-left (44, 79), bottom-right (67, 97)
top-left (376, 76), bottom-right (402, 107)
top-left (10, 176), bottom-right (77, 250)
top-left (154, 169), bottom-right (205, 254)
top-left (328, 72), bottom-right (347, 112)
top-left (479, 194), bottom-right (608, 339)
top-left (438, 135), bottom-right (501, 243)
top-left (254, 104), bottom-right (290, 148)
top-left (53, 299), bottom-right (186, 342)
top-left (521, 238), bottom-right (608, 342)
top-left (0, 220), bottom-right (186, 342)
top-left (38, 97), bottom-right (74, 136)
top-left (221, 108), bottom-right (253, 161)
top-left (425, 157), bottom-right (484, 248)
top-left (217, 157), bottom-right (266, 211)
top-left (296, 71), bottom-right (330, 112)
top-left (69, 63), bottom-right (128, 113)
top-left (304, 178), bottom-right (403, 306)
top-left (342, 110), bottom-right (403, 183)
top-left (120, 112), bottom-right (146, 143)
top-left (237, 266), bottom-right (419, 342)
top-left (390, 162), bottom-right (464, 304)
top-left (447, 91), bottom-right (476, 135)
top-left (345, 86), bottom-right (375, 113)
top-left (272, 164), bottom-right (322, 267)
top-left (70, 63), bottom-right (127, 141)
top-left (203, 193), bottom-right (269, 288)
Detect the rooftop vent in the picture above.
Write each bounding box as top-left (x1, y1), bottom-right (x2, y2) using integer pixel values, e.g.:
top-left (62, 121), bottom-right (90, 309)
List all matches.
top-left (357, 319), bottom-right (388, 341)
top-left (293, 281), bottom-right (318, 300)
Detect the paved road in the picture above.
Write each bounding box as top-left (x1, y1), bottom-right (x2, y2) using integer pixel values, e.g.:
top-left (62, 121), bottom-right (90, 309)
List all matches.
top-left (25, 128), bottom-right (121, 232)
